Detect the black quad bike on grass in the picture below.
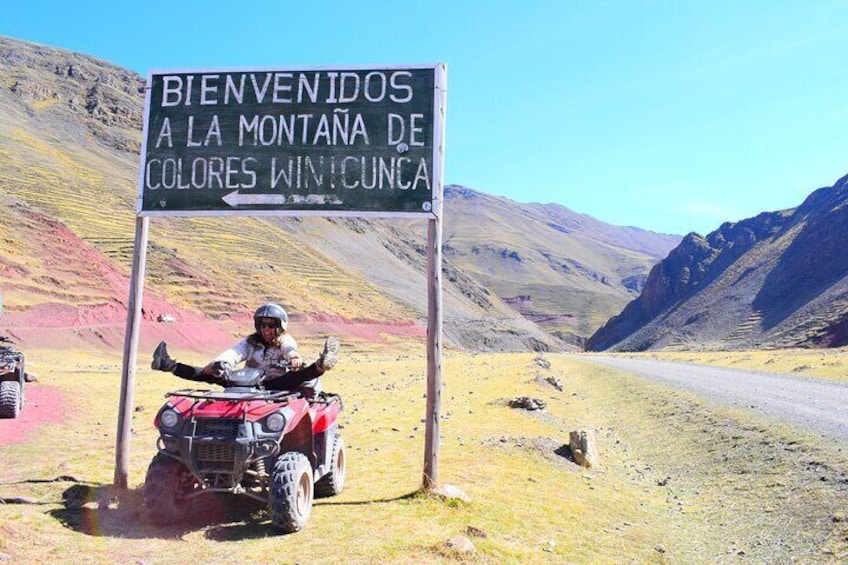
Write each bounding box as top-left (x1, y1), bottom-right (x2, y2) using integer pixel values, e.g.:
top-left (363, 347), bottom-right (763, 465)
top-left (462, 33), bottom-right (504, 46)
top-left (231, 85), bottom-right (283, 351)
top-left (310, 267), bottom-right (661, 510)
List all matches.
top-left (144, 364), bottom-right (346, 533)
top-left (0, 336), bottom-right (26, 419)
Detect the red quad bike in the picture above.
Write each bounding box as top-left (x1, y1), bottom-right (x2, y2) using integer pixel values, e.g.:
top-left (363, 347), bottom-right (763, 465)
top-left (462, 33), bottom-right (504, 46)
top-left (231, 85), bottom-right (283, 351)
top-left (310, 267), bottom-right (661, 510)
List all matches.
top-left (0, 336), bottom-right (26, 419)
top-left (144, 363), bottom-right (345, 533)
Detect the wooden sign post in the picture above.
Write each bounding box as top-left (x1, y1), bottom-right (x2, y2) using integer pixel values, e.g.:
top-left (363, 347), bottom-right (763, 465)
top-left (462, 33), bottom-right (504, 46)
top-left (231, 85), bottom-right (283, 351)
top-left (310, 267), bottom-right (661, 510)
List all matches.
top-left (115, 64), bottom-right (447, 490)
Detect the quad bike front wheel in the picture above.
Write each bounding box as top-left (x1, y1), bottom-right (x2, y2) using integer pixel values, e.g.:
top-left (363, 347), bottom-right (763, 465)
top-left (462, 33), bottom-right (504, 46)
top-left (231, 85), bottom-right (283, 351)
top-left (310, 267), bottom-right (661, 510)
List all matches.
top-left (0, 380), bottom-right (21, 419)
top-left (315, 432), bottom-right (346, 498)
top-left (269, 451), bottom-right (314, 533)
top-left (144, 453), bottom-right (199, 526)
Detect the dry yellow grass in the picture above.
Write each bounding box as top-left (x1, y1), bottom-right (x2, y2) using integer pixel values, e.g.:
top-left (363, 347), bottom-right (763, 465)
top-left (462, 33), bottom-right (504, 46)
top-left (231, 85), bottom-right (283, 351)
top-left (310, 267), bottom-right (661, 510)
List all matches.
top-left (2, 342), bottom-right (847, 564)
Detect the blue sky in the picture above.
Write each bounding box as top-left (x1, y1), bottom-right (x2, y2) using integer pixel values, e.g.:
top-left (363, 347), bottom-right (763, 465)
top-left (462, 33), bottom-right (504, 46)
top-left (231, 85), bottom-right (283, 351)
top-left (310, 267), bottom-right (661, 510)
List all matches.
top-left (3, 0), bottom-right (848, 235)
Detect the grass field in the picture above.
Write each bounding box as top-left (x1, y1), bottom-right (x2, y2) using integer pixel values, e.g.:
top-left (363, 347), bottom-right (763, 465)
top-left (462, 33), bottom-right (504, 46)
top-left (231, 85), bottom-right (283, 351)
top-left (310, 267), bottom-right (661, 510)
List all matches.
top-left (2, 342), bottom-right (848, 564)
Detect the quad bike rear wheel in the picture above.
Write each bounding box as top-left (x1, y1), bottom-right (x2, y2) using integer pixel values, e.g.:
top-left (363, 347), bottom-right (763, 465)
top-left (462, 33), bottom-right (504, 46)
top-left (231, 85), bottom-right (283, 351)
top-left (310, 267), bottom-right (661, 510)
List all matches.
top-left (315, 432), bottom-right (346, 498)
top-left (0, 380), bottom-right (21, 419)
top-left (269, 451), bottom-right (313, 533)
top-left (144, 453), bottom-right (198, 526)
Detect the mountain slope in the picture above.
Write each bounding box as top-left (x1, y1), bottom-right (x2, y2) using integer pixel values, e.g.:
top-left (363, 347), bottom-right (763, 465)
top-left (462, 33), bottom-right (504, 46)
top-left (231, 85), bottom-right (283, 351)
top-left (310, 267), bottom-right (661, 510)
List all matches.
top-left (0, 35), bottom-right (677, 351)
top-left (437, 186), bottom-right (679, 346)
top-left (265, 189), bottom-right (681, 349)
top-left (587, 173), bottom-right (848, 351)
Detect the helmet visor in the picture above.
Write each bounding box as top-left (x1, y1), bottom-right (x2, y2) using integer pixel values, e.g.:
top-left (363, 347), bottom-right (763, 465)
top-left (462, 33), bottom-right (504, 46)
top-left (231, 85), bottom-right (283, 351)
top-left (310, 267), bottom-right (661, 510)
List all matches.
top-left (256, 317), bottom-right (282, 330)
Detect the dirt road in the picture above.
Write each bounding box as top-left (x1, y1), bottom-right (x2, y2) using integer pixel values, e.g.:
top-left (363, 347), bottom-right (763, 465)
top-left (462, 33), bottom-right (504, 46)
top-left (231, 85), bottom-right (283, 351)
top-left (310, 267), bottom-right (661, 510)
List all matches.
top-left (580, 355), bottom-right (848, 442)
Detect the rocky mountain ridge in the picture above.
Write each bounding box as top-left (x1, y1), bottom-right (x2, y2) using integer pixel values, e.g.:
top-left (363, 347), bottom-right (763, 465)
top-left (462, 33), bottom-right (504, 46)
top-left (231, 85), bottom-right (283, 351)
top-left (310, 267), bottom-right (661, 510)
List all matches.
top-left (587, 173), bottom-right (848, 351)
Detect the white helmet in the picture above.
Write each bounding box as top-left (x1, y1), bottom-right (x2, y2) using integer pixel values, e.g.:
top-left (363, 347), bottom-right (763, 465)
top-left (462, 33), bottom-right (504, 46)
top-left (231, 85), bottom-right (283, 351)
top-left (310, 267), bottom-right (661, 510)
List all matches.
top-left (253, 303), bottom-right (288, 333)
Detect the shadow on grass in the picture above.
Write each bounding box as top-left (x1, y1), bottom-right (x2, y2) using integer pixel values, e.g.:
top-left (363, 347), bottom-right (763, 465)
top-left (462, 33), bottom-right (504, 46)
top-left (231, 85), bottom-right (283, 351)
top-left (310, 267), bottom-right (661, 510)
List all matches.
top-left (4, 476), bottom-right (421, 541)
top-left (313, 490), bottom-right (420, 506)
top-left (203, 490), bottom-right (422, 542)
top-left (45, 481), bottom-right (276, 540)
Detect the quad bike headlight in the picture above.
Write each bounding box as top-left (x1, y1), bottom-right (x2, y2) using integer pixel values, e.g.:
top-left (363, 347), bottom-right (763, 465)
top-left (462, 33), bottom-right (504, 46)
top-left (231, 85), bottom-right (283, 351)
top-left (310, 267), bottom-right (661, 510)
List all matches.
top-left (265, 412), bottom-right (286, 433)
top-left (159, 409), bottom-right (181, 430)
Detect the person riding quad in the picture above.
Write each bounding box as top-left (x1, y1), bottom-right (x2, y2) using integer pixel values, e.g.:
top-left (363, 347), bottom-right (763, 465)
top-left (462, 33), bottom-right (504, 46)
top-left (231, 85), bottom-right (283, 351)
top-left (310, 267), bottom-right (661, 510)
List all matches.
top-left (151, 303), bottom-right (339, 395)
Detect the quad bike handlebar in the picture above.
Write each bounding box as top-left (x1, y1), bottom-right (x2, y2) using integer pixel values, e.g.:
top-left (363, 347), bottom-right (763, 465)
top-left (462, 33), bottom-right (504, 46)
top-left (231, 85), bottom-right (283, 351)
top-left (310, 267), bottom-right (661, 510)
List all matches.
top-left (214, 361), bottom-right (295, 383)
top-left (209, 359), bottom-right (295, 374)
top-left (164, 362), bottom-right (300, 401)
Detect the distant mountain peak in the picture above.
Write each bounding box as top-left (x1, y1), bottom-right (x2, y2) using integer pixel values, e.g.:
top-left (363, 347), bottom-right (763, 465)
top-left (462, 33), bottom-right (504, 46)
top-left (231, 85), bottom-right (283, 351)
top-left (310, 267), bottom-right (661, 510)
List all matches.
top-left (444, 184), bottom-right (480, 199)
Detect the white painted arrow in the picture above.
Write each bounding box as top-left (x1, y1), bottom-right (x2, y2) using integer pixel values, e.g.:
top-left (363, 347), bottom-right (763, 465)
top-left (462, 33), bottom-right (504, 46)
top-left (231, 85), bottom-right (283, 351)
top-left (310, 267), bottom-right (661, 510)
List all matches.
top-left (222, 190), bottom-right (287, 207)
top-left (222, 191), bottom-right (344, 207)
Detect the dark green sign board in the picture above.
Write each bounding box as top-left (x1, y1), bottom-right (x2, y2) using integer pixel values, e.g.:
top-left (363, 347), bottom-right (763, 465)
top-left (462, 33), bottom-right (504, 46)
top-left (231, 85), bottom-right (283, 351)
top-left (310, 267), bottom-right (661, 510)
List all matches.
top-left (137, 65), bottom-right (446, 217)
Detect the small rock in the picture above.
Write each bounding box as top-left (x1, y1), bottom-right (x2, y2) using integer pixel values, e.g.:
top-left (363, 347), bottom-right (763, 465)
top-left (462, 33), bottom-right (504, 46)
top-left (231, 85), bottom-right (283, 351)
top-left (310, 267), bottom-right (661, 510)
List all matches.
top-left (444, 535), bottom-right (476, 555)
top-left (508, 396), bottom-right (546, 411)
top-left (464, 525), bottom-right (487, 538)
top-left (570, 429), bottom-right (600, 468)
top-left (545, 376), bottom-right (564, 391)
top-left (432, 484), bottom-right (471, 503)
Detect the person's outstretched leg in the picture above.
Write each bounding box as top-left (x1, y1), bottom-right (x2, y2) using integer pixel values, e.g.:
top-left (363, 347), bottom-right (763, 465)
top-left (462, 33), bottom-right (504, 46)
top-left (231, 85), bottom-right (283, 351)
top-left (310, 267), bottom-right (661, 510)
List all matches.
top-left (317, 336), bottom-right (340, 372)
top-left (263, 336), bottom-right (341, 392)
top-left (151, 341), bottom-right (220, 383)
top-left (151, 341), bottom-right (177, 372)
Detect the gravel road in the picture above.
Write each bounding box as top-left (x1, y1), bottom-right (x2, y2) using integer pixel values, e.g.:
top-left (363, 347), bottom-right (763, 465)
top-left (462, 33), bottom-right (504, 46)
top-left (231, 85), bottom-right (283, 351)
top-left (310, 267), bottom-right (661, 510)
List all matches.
top-left (579, 355), bottom-right (848, 442)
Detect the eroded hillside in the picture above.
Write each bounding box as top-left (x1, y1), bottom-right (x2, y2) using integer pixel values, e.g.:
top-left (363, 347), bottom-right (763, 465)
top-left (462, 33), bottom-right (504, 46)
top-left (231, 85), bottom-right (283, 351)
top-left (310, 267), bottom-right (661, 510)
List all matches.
top-left (588, 173), bottom-right (848, 351)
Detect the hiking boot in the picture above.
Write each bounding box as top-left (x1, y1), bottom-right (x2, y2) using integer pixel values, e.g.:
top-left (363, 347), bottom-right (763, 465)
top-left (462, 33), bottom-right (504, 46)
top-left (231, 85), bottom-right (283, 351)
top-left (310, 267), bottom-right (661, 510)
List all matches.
top-left (317, 336), bottom-right (339, 372)
top-left (151, 341), bottom-right (177, 372)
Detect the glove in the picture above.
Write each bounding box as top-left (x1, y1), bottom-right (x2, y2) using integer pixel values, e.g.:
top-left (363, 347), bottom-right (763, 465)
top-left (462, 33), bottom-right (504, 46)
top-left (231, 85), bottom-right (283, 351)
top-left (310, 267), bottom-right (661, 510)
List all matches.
top-left (209, 360), bottom-right (232, 377)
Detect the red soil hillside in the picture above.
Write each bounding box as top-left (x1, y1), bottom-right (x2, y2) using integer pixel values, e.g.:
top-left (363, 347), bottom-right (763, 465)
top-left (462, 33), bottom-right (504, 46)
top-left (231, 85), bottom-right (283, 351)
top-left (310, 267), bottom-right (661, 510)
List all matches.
top-left (0, 192), bottom-right (223, 350)
top-left (0, 191), bottom-right (424, 355)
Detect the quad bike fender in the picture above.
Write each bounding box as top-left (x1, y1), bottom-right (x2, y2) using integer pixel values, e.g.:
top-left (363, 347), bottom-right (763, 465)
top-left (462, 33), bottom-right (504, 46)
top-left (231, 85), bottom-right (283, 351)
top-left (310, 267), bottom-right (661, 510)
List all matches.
top-left (164, 395), bottom-right (309, 425)
top-left (280, 398), bottom-right (310, 434)
top-left (310, 402), bottom-right (341, 435)
top-left (280, 411), bottom-right (315, 467)
top-left (313, 423), bottom-right (339, 480)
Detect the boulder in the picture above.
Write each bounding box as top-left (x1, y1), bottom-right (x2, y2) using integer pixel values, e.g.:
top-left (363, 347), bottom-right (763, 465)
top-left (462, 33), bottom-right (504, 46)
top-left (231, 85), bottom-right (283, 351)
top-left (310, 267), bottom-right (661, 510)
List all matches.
top-left (508, 396), bottom-right (546, 411)
top-left (570, 429), bottom-right (599, 468)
